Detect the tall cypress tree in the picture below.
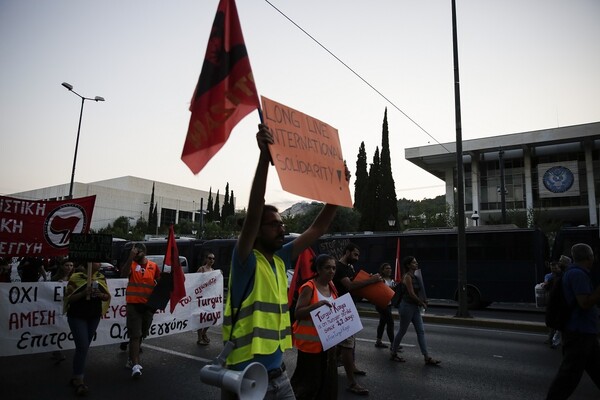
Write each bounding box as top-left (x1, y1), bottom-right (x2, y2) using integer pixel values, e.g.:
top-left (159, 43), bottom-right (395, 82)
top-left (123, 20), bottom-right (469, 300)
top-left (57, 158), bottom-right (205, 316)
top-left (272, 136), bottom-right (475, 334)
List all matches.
top-left (379, 108), bottom-right (398, 229)
top-left (206, 188), bottom-right (214, 223)
top-left (354, 142), bottom-right (368, 212)
top-left (147, 183), bottom-right (156, 232)
top-left (214, 190), bottom-right (221, 222)
top-left (229, 190), bottom-right (235, 215)
top-left (360, 147), bottom-right (381, 231)
top-left (223, 183), bottom-right (230, 219)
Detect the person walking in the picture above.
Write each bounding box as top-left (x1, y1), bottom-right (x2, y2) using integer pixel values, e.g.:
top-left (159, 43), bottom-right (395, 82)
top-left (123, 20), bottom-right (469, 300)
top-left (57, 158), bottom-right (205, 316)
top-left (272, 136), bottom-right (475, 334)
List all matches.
top-left (374, 262), bottom-right (396, 349)
top-left (221, 124), bottom-right (349, 400)
top-left (120, 243), bottom-right (160, 378)
top-left (64, 262), bottom-right (111, 396)
top-left (390, 256), bottom-right (440, 365)
top-left (333, 242), bottom-right (382, 396)
top-left (546, 243), bottom-right (600, 399)
top-left (197, 252), bottom-right (215, 345)
top-left (291, 254), bottom-right (338, 400)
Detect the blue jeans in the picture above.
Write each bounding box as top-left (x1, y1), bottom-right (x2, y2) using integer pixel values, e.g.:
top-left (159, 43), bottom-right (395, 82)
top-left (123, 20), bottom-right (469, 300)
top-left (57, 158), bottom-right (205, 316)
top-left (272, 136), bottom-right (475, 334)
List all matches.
top-left (67, 316), bottom-right (100, 378)
top-left (391, 301), bottom-right (428, 357)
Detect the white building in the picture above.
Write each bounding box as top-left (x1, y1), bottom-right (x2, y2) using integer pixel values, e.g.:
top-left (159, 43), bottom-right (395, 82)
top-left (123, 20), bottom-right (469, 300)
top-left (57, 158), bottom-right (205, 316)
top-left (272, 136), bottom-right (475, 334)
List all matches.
top-left (9, 176), bottom-right (226, 231)
top-left (405, 122), bottom-right (600, 227)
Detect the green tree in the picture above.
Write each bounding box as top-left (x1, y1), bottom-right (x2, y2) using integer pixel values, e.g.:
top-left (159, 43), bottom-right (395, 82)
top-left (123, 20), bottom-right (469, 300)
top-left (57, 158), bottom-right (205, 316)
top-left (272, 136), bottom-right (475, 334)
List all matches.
top-left (379, 108), bottom-right (398, 229)
top-left (223, 183), bottom-right (230, 219)
top-left (354, 142), bottom-right (368, 212)
top-left (360, 147), bottom-right (381, 230)
top-left (147, 182), bottom-right (156, 234)
top-left (206, 188), bottom-right (214, 223)
top-left (214, 190), bottom-right (221, 222)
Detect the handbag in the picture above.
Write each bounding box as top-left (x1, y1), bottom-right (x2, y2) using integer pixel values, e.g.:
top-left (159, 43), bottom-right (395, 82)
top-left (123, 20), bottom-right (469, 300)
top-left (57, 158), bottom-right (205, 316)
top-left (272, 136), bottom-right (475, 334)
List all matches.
top-left (390, 283), bottom-right (404, 307)
top-left (146, 271), bottom-right (173, 312)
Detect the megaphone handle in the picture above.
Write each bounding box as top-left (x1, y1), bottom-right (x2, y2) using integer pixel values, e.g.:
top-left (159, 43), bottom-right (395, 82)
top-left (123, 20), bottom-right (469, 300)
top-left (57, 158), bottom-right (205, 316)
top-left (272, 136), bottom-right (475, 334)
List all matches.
top-left (214, 341), bottom-right (235, 366)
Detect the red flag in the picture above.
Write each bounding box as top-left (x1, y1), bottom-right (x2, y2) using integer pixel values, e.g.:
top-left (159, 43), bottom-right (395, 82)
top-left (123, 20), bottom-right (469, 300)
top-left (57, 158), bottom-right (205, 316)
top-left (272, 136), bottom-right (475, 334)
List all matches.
top-left (394, 237), bottom-right (402, 282)
top-left (0, 195), bottom-right (96, 257)
top-left (181, 0), bottom-right (260, 174)
top-left (165, 225), bottom-right (186, 313)
top-left (288, 247), bottom-right (316, 307)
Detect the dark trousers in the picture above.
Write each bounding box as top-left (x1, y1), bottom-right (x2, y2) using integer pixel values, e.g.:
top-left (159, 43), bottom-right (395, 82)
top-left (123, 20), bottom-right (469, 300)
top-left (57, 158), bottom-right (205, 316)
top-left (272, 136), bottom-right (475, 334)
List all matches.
top-left (546, 331), bottom-right (600, 399)
top-left (290, 348), bottom-right (337, 400)
top-left (375, 304), bottom-right (395, 343)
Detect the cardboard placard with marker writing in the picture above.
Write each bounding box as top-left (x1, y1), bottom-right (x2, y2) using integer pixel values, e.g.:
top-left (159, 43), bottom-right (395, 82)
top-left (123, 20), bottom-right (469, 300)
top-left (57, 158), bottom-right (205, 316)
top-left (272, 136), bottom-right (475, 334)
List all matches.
top-left (261, 96), bottom-right (352, 208)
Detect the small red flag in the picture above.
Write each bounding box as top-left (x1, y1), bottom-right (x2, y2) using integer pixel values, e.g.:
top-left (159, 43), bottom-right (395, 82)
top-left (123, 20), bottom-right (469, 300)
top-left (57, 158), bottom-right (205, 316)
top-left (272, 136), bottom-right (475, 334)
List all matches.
top-left (394, 237), bottom-right (402, 282)
top-left (288, 247), bottom-right (316, 308)
top-left (182, 0), bottom-right (260, 174)
top-left (165, 225), bottom-right (186, 313)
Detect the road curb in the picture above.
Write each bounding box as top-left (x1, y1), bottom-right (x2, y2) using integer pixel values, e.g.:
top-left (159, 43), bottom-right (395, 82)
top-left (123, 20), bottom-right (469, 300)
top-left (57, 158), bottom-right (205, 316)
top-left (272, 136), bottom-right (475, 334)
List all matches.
top-left (358, 310), bottom-right (547, 333)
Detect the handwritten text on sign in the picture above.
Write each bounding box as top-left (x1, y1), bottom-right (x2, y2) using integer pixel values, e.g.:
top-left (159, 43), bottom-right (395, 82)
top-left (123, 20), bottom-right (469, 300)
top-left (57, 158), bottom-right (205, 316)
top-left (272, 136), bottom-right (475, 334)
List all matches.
top-left (261, 96), bottom-right (352, 208)
top-left (310, 293), bottom-right (362, 351)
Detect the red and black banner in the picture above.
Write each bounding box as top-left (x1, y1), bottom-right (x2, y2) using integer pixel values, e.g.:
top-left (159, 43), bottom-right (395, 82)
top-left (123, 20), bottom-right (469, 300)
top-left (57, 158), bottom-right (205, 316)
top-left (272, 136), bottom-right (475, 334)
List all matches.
top-left (181, 0), bottom-right (260, 174)
top-left (0, 195), bottom-right (96, 257)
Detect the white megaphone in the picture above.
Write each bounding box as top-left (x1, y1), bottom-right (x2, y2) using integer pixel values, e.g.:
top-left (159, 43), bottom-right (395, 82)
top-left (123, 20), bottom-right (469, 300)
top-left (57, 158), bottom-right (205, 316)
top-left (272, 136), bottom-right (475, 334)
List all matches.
top-left (200, 341), bottom-right (268, 400)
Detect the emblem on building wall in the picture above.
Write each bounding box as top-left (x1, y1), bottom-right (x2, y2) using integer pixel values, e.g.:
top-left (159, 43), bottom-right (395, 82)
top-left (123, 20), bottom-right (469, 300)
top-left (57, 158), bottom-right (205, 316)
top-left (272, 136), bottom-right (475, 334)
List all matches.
top-left (537, 161), bottom-right (580, 198)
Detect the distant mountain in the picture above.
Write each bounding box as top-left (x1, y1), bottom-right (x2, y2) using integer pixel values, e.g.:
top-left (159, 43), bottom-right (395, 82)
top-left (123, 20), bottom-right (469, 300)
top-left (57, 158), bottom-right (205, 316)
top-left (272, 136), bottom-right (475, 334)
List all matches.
top-left (281, 201), bottom-right (319, 217)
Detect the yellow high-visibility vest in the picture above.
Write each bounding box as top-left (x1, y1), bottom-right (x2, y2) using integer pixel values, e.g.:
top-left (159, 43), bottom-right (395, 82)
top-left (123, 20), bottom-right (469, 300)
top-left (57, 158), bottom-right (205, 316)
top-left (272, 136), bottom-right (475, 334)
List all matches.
top-left (223, 249), bottom-right (292, 365)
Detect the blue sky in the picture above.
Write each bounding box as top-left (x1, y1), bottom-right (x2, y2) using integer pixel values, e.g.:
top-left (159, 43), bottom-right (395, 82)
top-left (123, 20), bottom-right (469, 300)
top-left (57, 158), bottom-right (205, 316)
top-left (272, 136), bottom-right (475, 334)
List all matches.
top-left (1, 0), bottom-right (599, 211)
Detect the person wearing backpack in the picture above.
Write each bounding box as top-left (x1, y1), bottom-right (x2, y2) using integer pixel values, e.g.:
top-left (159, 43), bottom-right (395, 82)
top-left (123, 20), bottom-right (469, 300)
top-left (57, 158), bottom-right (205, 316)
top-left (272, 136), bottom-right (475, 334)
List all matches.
top-left (546, 243), bottom-right (600, 399)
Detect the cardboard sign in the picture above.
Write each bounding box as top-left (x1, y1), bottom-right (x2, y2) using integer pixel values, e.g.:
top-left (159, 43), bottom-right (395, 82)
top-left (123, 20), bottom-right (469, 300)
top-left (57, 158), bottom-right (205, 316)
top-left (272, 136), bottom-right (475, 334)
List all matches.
top-left (310, 293), bottom-right (362, 351)
top-left (68, 233), bottom-right (112, 262)
top-left (261, 96), bottom-right (352, 207)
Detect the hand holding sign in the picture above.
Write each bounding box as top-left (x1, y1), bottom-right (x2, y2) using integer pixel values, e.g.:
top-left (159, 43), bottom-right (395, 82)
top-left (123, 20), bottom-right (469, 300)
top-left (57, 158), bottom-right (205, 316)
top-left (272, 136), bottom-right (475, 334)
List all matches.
top-left (260, 96), bottom-right (352, 208)
top-left (309, 293), bottom-right (362, 351)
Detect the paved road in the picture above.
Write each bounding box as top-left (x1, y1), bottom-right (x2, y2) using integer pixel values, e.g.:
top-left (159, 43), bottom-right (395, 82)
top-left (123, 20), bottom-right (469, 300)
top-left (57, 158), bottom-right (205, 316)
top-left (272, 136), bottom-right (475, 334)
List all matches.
top-left (3, 310), bottom-right (598, 400)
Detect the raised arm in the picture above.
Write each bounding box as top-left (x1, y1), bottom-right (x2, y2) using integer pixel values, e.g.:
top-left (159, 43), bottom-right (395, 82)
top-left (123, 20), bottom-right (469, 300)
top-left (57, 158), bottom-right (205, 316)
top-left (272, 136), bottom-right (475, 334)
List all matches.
top-left (236, 124), bottom-right (274, 262)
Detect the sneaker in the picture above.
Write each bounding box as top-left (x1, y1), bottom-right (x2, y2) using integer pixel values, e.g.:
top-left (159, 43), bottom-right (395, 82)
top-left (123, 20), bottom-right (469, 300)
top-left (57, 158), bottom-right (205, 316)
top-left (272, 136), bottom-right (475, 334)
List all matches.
top-left (125, 359), bottom-right (133, 369)
top-left (374, 341), bottom-right (387, 348)
top-left (131, 364), bottom-right (142, 378)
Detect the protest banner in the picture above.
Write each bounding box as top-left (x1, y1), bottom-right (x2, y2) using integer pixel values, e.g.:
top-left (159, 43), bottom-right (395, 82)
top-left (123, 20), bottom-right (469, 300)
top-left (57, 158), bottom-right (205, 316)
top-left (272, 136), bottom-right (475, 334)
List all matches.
top-left (0, 195), bottom-right (96, 258)
top-left (0, 270), bottom-right (223, 357)
top-left (309, 293), bottom-right (363, 351)
top-left (261, 96), bottom-right (352, 208)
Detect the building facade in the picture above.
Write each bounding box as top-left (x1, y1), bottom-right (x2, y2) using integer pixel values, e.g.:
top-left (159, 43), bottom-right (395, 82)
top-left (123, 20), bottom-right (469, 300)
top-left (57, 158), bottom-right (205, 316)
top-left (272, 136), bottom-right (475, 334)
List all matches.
top-left (405, 122), bottom-right (600, 227)
top-left (9, 176), bottom-right (226, 232)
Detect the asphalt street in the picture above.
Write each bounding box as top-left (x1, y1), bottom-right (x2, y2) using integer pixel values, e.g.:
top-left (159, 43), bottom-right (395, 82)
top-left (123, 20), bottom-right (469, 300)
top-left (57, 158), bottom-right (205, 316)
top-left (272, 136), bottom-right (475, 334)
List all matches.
top-left (3, 307), bottom-right (598, 400)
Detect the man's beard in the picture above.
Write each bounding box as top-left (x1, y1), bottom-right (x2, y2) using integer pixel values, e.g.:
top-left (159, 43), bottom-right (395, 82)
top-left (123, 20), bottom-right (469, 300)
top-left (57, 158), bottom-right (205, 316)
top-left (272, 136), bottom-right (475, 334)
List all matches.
top-left (258, 235), bottom-right (284, 253)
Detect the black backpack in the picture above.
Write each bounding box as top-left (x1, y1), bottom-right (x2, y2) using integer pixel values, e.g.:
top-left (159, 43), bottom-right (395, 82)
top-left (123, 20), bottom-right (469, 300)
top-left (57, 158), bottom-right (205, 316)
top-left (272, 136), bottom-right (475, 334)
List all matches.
top-left (544, 273), bottom-right (575, 330)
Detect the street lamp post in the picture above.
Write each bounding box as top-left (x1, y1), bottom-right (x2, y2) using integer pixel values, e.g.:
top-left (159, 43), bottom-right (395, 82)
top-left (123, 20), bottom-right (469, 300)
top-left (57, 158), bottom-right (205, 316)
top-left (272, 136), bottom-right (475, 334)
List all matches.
top-left (62, 82), bottom-right (105, 199)
top-left (387, 214), bottom-right (397, 231)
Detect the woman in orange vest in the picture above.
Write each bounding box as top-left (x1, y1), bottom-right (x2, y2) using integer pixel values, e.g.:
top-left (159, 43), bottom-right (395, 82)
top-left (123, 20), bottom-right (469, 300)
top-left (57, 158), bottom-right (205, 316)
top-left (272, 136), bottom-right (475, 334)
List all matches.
top-left (290, 254), bottom-right (338, 400)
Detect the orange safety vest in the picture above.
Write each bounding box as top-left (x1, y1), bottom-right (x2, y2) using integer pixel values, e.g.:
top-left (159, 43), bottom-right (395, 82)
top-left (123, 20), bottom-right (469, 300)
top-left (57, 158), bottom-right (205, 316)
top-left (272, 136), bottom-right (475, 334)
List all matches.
top-left (125, 260), bottom-right (160, 304)
top-left (292, 280), bottom-right (337, 353)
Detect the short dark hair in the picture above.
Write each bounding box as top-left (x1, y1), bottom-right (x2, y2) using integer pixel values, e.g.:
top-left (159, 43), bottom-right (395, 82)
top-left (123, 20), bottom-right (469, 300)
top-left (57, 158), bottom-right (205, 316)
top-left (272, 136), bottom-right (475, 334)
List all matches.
top-left (344, 242), bottom-right (360, 254)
